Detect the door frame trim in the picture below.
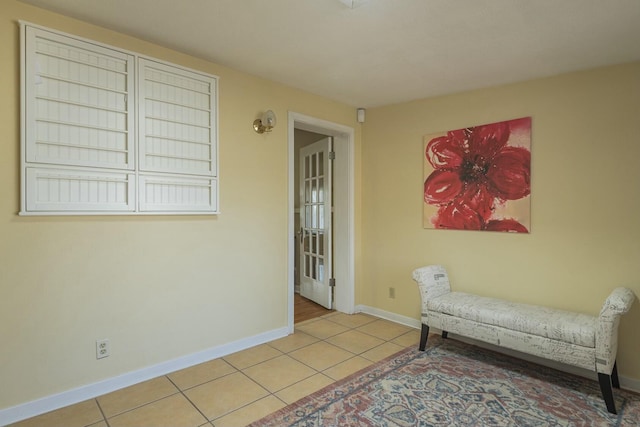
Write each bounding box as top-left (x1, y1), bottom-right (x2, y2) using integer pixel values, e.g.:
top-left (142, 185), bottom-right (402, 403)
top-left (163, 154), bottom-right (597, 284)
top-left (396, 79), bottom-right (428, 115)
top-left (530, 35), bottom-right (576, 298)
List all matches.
top-left (288, 112), bottom-right (355, 332)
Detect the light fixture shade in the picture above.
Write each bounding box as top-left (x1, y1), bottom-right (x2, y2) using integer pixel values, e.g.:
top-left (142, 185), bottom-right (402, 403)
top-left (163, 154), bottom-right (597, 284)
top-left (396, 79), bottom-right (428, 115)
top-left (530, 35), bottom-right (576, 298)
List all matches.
top-left (263, 110), bottom-right (276, 128)
top-left (253, 110), bottom-right (277, 134)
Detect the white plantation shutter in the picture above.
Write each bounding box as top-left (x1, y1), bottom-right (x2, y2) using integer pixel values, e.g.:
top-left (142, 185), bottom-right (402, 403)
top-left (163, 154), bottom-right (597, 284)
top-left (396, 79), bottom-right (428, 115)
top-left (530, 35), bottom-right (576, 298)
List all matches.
top-left (139, 175), bottom-right (217, 212)
top-left (26, 168), bottom-right (135, 212)
top-left (137, 59), bottom-right (217, 212)
top-left (21, 23), bottom-right (219, 215)
top-left (138, 59), bottom-right (215, 175)
top-left (25, 28), bottom-right (134, 171)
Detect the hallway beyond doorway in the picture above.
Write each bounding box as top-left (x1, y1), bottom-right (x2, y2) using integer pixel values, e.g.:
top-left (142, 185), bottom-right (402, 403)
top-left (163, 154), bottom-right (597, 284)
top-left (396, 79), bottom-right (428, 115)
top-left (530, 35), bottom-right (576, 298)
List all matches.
top-left (294, 293), bottom-right (333, 323)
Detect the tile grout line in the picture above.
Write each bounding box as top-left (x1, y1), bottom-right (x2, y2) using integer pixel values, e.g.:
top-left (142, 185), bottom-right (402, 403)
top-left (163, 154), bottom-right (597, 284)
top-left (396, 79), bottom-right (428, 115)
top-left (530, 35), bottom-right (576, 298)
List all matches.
top-left (98, 387), bottom-right (183, 423)
top-left (165, 375), bottom-right (212, 426)
top-left (221, 347), bottom-right (285, 372)
top-left (295, 325), bottom-right (408, 359)
top-left (176, 368), bottom-right (240, 393)
top-left (93, 398), bottom-right (111, 427)
top-left (216, 369), bottom-right (288, 421)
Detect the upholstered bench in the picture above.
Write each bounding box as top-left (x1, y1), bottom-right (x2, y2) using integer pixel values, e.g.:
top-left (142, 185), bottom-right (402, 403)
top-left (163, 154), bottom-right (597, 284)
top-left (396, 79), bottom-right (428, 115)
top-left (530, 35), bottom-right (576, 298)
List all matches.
top-left (412, 265), bottom-right (636, 414)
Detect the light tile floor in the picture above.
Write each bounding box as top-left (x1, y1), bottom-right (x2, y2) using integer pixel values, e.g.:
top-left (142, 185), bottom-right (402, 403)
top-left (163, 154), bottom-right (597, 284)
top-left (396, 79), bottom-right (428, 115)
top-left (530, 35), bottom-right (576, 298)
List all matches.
top-left (11, 312), bottom-right (420, 427)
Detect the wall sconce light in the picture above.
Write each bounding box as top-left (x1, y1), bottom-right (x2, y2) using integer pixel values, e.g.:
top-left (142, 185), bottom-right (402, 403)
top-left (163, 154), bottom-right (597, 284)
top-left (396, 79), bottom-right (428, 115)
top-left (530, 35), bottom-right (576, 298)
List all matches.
top-left (253, 110), bottom-right (277, 134)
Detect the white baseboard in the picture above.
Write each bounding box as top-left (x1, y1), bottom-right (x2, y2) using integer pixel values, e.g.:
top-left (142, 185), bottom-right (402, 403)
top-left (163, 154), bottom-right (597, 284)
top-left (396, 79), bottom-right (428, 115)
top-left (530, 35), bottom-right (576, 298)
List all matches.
top-left (354, 305), bottom-right (640, 393)
top-left (355, 304), bottom-right (421, 329)
top-left (0, 327), bottom-right (289, 426)
top-left (621, 374), bottom-right (640, 393)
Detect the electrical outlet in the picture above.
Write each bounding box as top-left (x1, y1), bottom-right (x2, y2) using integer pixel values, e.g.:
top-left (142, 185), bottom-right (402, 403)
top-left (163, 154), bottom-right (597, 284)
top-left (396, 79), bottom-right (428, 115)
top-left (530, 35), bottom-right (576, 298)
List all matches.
top-left (389, 287), bottom-right (396, 299)
top-left (96, 339), bottom-right (110, 359)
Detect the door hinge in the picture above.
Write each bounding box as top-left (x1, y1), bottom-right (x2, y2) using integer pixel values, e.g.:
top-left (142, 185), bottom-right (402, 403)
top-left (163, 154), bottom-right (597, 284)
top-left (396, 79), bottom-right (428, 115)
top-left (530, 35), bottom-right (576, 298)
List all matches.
top-left (329, 278), bottom-right (336, 287)
top-left (329, 151), bottom-right (335, 160)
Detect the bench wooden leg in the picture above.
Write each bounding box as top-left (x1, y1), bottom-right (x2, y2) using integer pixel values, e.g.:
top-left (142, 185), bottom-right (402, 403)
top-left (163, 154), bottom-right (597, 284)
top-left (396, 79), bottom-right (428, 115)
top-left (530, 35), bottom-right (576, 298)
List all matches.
top-left (598, 372), bottom-right (617, 414)
top-left (419, 324), bottom-right (429, 351)
top-left (442, 331), bottom-right (448, 339)
top-left (612, 361), bottom-right (620, 389)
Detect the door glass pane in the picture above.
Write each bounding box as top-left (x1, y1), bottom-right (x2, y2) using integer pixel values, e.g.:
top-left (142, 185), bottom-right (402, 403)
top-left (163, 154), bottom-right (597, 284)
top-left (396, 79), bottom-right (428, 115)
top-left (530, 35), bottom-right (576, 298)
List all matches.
top-left (318, 152), bottom-right (324, 177)
top-left (318, 258), bottom-right (324, 281)
top-left (303, 233), bottom-right (309, 253)
top-left (319, 205), bottom-right (324, 229)
top-left (311, 256), bottom-right (317, 280)
top-left (311, 179), bottom-right (317, 203)
top-left (305, 180), bottom-right (310, 203)
top-left (318, 231), bottom-right (324, 256)
top-left (311, 153), bottom-right (317, 177)
top-left (305, 254), bottom-right (310, 277)
top-left (318, 178), bottom-right (324, 202)
top-left (305, 206), bottom-right (311, 228)
top-left (311, 232), bottom-right (317, 255)
top-left (305, 156), bottom-right (310, 179)
top-left (312, 205), bottom-right (317, 229)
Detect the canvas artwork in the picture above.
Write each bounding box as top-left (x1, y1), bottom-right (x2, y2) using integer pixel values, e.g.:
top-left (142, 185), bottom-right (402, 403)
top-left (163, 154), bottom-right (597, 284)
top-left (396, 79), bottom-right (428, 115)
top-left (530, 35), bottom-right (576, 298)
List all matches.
top-left (423, 117), bottom-right (531, 232)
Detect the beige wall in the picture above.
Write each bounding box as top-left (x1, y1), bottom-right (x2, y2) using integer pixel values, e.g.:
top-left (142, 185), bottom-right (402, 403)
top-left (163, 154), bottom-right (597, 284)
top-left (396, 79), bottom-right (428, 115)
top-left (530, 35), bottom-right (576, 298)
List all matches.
top-left (361, 62), bottom-right (640, 379)
top-left (2, 0), bottom-right (639, 414)
top-left (0, 1), bottom-right (361, 410)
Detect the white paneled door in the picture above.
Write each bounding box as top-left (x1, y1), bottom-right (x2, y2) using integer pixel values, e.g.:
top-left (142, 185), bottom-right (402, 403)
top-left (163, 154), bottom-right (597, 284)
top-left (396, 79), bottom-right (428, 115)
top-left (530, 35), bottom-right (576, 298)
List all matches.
top-left (299, 137), bottom-right (333, 309)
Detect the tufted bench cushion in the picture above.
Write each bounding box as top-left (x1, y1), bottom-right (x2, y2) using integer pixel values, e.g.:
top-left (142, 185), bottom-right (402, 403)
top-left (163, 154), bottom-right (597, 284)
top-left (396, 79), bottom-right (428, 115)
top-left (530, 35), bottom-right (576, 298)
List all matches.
top-left (428, 291), bottom-right (597, 347)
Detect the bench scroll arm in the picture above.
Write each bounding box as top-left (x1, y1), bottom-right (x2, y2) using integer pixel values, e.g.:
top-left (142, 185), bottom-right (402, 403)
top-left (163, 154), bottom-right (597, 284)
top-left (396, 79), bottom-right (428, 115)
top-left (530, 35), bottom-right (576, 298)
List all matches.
top-left (412, 265), bottom-right (452, 315)
top-left (595, 287), bottom-right (636, 374)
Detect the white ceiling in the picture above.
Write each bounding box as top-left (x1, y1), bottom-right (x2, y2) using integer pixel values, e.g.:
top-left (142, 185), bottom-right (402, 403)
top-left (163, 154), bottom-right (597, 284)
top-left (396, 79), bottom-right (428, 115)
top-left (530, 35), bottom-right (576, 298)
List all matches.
top-left (19, 0), bottom-right (640, 108)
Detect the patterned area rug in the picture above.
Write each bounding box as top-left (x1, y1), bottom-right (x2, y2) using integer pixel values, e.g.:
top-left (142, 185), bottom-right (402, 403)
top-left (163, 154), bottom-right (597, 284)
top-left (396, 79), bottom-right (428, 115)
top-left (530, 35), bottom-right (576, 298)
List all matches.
top-left (249, 335), bottom-right (640, 426)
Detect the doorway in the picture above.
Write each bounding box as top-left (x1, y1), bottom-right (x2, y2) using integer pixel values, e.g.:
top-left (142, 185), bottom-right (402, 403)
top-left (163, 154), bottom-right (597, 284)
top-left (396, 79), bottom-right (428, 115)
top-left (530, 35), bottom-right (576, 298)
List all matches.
top-left (288, 112), bottom-right (355, 332)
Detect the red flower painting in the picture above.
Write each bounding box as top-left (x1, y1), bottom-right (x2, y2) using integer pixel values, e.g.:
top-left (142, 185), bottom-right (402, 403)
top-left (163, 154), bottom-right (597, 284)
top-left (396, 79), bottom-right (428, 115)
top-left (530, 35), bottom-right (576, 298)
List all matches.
top-left (423, 117), bottom-right (531, 232)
